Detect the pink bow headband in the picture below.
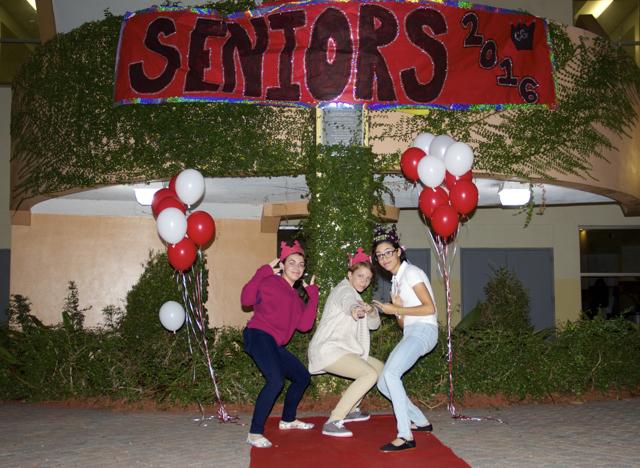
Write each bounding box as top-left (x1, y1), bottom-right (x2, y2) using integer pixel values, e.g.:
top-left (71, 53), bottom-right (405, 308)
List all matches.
top-left (280, 240), bottom-right (305, 261)
top-left (348, 247), bottom-right (371, 267)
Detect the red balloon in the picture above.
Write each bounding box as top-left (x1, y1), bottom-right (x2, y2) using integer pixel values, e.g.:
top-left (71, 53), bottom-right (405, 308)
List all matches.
top-left (152, 188), bottom-right (177, 218)
top-left (167, 237), bottom-right (197, 271)
top-left (187, 211), bottom-right (216, 246)
top-left (444, 170), bottom-right (473, 191)
top-left (168, 173), bottom-right (178, 193)
top-left (155, 196), bottom-right (186, 216)
top-left (431, 205), bottom-right (459, 238)
top-left (419, 187), bottom-right (449, 219)
top-left (400, 147), bottom-right (426, 183)
top-left (450, 180), bottom-right (479, 216)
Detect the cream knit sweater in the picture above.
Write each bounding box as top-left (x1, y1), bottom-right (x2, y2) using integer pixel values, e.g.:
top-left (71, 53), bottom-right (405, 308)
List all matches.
top-left (308, 278), bottom-right (381, 374)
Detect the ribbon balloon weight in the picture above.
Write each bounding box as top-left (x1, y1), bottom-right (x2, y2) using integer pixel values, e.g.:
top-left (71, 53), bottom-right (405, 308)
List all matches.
top-left (400, 133), bottom-right (486, 422)
top-left (152, 169), bottom-right (234, 424)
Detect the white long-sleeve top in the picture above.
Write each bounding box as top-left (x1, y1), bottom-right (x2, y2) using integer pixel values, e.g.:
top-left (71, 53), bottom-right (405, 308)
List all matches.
top-left (308, 278), bottom-right (380, 374)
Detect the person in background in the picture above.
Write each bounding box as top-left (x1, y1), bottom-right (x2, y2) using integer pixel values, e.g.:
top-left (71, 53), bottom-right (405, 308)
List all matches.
top-left (371, 225), bottom-right (438, 453)
top-left (241, 240), bottom-right (319, 448)
top-left (308, 248), bottom-right (383, 437)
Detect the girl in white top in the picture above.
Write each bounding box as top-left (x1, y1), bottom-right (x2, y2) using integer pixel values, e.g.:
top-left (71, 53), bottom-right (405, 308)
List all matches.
top-left (372, 226), bottom-right (438, 453)
top-left (308, 248), bottom-right (383, 438)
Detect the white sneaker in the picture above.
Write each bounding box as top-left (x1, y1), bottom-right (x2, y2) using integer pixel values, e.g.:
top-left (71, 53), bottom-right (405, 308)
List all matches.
top-left (278, 419), bottom-right (315, 430)
top-left (246, 433), bottom-right (272, 448)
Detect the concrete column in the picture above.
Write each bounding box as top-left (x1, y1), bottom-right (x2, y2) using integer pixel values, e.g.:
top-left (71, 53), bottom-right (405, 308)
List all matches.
top-left (0, 87), bottom-right (11, 322)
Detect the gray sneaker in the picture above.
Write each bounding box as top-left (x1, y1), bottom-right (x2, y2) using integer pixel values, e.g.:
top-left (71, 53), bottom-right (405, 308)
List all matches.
top-left (322, 420), bottom-right (353, 437)
top-left (343, 408), bottom-right (370, 422)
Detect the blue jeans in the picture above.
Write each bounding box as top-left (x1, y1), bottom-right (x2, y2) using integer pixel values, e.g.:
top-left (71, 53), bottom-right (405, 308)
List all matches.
top-left (243, 327), bottom-right (311, 434)
top-left (377, 323), bottom-right (438, 440)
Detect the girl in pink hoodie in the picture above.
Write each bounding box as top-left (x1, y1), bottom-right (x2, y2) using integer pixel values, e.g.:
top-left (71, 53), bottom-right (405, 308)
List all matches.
top-left (241, 241), bottom-right (319, 448)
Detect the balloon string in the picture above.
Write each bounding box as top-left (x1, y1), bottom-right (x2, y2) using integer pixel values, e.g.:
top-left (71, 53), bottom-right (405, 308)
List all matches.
top-left (427, 226), bottom-right (503, 424)
top-left (178, 264), bottom-right (236, 424)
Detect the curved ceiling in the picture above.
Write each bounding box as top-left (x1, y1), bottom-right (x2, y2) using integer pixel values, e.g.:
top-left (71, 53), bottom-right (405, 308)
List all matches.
top-left (30, 176), bottom-right (614, 219)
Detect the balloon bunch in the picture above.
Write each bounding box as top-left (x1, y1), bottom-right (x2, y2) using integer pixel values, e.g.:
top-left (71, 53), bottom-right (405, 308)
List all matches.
top-left (153, 169), bottom-right (216, 272)
top-left (400, 132), bottom-right (479, 239)
top-left (401, 133), bottom-right (499, 424)
top-left (154, 169), bottom-right (233, 423)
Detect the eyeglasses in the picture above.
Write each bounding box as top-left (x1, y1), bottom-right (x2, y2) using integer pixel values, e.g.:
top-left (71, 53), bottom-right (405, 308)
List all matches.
top-left (375, 248), bottom-right (397, 261)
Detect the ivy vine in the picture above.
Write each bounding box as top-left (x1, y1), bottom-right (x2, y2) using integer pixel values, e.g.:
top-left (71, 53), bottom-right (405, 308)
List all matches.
top-left (372, 24), bottom-right (640, 181)
top-left (11, 10), bottom-right (314, 204)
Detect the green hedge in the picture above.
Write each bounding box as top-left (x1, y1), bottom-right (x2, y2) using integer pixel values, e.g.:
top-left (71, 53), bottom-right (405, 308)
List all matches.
top-left (2, 306), bottom-right (638, 405)
top-left (2, 251), bottom-right (639, 405)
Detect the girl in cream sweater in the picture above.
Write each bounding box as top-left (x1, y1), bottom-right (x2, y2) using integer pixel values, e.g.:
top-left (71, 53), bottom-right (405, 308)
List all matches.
top-left (308, 248), bottom-right (382, 438)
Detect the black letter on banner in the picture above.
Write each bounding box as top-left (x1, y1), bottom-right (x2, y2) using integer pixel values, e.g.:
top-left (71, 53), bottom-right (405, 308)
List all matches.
top-left (305, 7), bottom-right (353, 101)
top-left (129, 17), bottom-right (180, 93)
top-left (401, 9), bottom-right (447, 103)
top-left (266, 10), bottom-right (306, 101)
top-left (185, 18), bottom-right (227, 92)
top-left (355, 4), bottom-right (397, 101)
top-left (222, 18), bottom-right (268, 97)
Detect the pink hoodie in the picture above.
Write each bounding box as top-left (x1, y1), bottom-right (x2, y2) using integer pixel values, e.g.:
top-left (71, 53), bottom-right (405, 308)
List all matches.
top-left (241, 265), bottom-right (319, 346)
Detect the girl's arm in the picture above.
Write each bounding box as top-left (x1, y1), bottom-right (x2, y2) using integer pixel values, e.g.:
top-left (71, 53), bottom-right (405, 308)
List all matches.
top-left (396, 283), bottom-right (436, 316)
top-left (297, 284), bottom-right (319, 332)
top-left (366, 303), bottom-right (381, 330)
top-left (372, 282), bottom-right (435, 317)
top-left (240, 264), bottom-right (275, 307)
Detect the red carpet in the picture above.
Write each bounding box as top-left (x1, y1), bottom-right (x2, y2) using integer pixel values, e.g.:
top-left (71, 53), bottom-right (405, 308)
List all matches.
top-left (250, 414), bottom-right (470, 467)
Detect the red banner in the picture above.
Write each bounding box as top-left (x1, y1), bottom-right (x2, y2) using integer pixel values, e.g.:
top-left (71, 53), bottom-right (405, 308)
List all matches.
top-left (114, 1), bottom-right (556, 109)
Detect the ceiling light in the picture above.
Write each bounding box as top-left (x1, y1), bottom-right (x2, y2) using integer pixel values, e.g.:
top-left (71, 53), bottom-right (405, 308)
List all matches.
top-left (134, 187), bottom-right (160, 206)
top-left (498, 182), bottom-right (531, 206)
top-left (25, 0), bottom-right (37, 10)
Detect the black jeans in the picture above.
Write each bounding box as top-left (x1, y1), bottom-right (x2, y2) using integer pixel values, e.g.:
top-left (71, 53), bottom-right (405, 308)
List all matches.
top-left (243, 327), bottom-right (311, 434)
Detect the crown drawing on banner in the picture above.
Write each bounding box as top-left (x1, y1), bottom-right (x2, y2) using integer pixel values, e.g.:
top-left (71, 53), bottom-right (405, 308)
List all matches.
top-left (373, 224), bottom-right (399, 244)
top-left (348, 247), bottom-right (372, 267)
top-left (510, 22), bottom-right (535, 51)
top-left (279, 240), bottom-right (305, 261)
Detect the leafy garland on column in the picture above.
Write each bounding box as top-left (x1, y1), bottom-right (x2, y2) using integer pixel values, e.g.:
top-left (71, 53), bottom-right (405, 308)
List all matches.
top-left (304, 144), bottom-right (382, 306)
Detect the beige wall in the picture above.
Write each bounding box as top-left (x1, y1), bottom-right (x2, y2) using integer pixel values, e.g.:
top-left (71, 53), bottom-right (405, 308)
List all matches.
top-left (396, 204), bottom-right (640, 327)
top-left (11, 204), bottom-right (639, 330)
top-left (10, 214), bottom-right (274, 328)
top-left (207, 219), bottom-right (276, 328)
top-left (1, 87), bottom-right (10, 250)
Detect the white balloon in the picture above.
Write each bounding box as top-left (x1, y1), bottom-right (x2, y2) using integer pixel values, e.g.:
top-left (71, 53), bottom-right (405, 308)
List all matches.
top-left (156, 207), bottom-right (187, 244)
top-left (444, 142), bottom-right (474, 176)
top-left (412, 132), bottom-right (435, 153)
top-left (428, 135), bottom-right (456, 160)
top-left (175, 169), bottom-right (205, 206)
top-left (159, 300), bottom-right (185, 332)
top-left (417, 156), bottom-right (446, 188)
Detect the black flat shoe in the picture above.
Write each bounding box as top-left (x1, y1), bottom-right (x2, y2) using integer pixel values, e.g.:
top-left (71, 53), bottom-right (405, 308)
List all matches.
top-left (380, 437), bottom-right (416, 452)
top-left (411, 423), bottom-right (433, 432)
